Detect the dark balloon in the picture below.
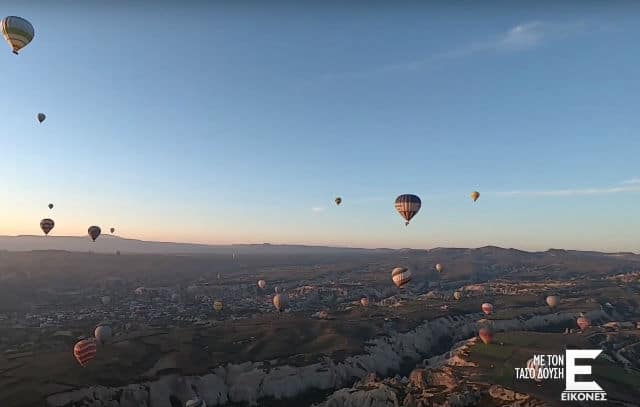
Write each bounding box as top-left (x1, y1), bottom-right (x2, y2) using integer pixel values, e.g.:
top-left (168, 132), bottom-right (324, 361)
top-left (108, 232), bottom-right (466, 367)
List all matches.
top-left (88, 226), bottom-right (101, 241)
top-left (394, 194), bottom-right (421, 226)
top-left (40, 218), bottom-right (54, 235)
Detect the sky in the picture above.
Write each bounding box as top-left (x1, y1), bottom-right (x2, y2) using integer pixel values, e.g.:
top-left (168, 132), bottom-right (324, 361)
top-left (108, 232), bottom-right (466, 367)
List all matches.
top-left (1, 1), bottom-right (639, 252)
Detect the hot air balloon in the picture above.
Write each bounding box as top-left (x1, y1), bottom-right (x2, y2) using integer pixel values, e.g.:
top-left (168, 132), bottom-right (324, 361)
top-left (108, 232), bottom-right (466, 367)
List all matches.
top-left (478, 327), bottom-right (493, 344)
top-left (435, 263), bottom-right (444, 273)
top-left (391, 267), bottom-right (412, 288)
top-left (213, 301), bottom-right (223, 312)
top-left (40, 218), bottom-right (54, 235)
top-left (1, 16), bottom-right (34, 55)
top-left (101, 296), bottom-right (111, 305)
top-left (48, 203), bottom-right (53, 210)
top-left (273, 293), bottom-right (284, 312)
top-left (186, 398), bottom-right (207, 407)
top-left (335, 197), bottom-right (342, 206)
top-left (134, 287), bottom-right (145, 295)
top-left (110, 227), bottom-right (115, 234)
top-left (546, 295), bottom-right (559, 309)
top-left (94, 325), bottom-right (112, 345)
top-left (73, 339), bottom-right (97, 367)
top-left (394, 194), bottom-right (421, 226)
top-left (453, 291), bottom-right (462, 300)
top-left (360, 297), bottom-right (370, 307)
top-left (577, 316), bottom-right (590, 330)
top-left (258, 280), bottom-right (266, 290)
top-left (88, 226), bottom-right (101, 241)
top-left (470, 191), bottom-right (480, 202)
top-left (37, 113), bottom-right (46, 123)
top-left (481, 303), bottom-right (494, 315)
top-left (526, 358), bottom-right (542, 382)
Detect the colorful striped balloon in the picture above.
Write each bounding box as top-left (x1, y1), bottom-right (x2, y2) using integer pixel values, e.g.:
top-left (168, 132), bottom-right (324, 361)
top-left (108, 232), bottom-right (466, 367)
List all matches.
top-left (394, 194), bottom-right (421, 226)
top-left (1, 16), bottom-right (34, 55)
top-left (73, 339), bottom-right (97, 367)
top-left (391, 267), bottom-right (412, 288)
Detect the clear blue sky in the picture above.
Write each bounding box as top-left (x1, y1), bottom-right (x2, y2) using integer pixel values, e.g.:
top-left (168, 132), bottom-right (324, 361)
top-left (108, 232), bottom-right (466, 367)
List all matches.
top-left (1, 1), bottom-right (639, 251)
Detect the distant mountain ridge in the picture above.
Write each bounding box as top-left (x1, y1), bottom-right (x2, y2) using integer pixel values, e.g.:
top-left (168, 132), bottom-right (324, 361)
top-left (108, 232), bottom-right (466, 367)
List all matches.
top-left (0, 235), bottom-right (375, 255)
top-left (0, 235), bottom-right (636, 257)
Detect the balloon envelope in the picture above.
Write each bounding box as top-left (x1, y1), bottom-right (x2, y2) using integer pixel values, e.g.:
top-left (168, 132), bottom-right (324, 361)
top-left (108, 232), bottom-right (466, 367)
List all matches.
top-left (546, 295), bottom-right (559, 308)
top-left (478, 327), bottom-right (493, 344)
top-left (1, 16), bottom-right (34, 54)
top-left (38, 113), bottom-right (46, 123)
top-left (470, 191), bottom-right (480, 202)
top-left (213, 301), bottom-right (223, 312)
top-left (88, 226), bottom-right (101, 241)
top-left (73, 339), bottom-right (97, 366)
top-left (186, 399), bottom-right (207, 407)
top-left (394, 194), bottom-right (421, 225)
top-left (110, 227), bottom-right (115, 234)
top-left (48, 203), bottom-right (53, 209)
top-left (435, 263), bottom-right (444, 273)
top-left (577, 316), bottom-right (590, 330)
top-left (94, 325), bottom-right (112, 345)
top-left (391, 267), bottom-right (412, 288)
top-left (273, 293), bottom-right (285, 312)
top-left (335, 197), bottom-right (342, 205)
top-left (453, 291), bottom-right (462, 300)
top-left (258, 280), bottom-right (266, 290)
top-left (527, 358), bottom-right (543, 382)
top-left (481, 303), bottom-right (494, 315)
top-left (40, 218), bottom-right (54, 235)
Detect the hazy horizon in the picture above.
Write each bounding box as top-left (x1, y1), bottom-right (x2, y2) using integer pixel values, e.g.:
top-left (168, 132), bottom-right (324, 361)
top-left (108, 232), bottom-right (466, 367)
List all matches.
top-left (2, 2), bottom-right (639, 252)
top-left (0, 233), bottom-right (636, 255)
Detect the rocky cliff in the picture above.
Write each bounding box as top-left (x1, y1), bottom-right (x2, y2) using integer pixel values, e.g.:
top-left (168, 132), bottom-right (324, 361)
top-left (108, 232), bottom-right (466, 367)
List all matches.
top-left (45, 309), bottom-right (607, 407)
